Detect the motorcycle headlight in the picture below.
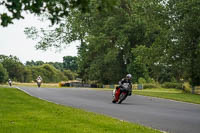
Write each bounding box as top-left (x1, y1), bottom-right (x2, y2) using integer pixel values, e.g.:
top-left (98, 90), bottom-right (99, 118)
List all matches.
top-left (112, 89), bottom-right (116, 97)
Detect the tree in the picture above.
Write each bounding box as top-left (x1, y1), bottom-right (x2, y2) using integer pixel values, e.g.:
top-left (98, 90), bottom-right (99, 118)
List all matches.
top-left (0, 0), bottom-right (117, 27)
top-left (63, 70), bottom-right (77, 80)
top-left (75, 0), bottom-right (131, 84)
top-left (76, 0), bottom-right (168, 84)
top-left (23, 67), bottom-right (32, 82)
top-left (30, 64), bottom-right (67, 83)
top-left (26, 60), bottom-right (44, 66)
top-left (48, 62), bottom-right (64, 71)
top-left (25, 0), bottom-right (169, 84)
top-left (26, 60), bottom-right (64, 71)
top-left (22, 0), bottom-right (200, 87)
top-left (167, 0), bottom-right (200, 91)
top-left (128, 47), bottom-right (150, 83)
top-left (0, 55), bottom-right (26, 82)
top-left (0, 63), bottom-right (8, 83)
top-left (63, 56), bottom-right (78, 72)
top-left (124, 0), bottom-right (175, 83)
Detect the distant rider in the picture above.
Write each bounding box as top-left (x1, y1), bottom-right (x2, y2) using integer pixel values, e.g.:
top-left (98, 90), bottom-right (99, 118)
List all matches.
top-left (118, 74), bottom-right (132, 96)
top-left (36, 76), bottom-right (42, 82)
top-left (36, 76), bottom-right (42, 87)
top-left (8, 79), bottom-right (12, 86)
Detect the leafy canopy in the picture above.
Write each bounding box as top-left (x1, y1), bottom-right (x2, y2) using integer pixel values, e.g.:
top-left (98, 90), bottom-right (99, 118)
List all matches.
top-left (0, 0), bottom-right (117, 27)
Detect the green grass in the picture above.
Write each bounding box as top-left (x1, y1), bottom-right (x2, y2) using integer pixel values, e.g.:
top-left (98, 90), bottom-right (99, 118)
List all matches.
top-left (0, 87), bottom-right (161, 133)
top-left (134, 88), bottom-right (200, 104)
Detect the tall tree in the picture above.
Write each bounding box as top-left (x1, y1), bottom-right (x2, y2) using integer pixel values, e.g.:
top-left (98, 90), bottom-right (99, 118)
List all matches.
top-left (0, 55), bottom-right (26, 82)
top-left (63, 56), bottom-right (78, 72)
top-left (167, 0), bottom-right (200, 91)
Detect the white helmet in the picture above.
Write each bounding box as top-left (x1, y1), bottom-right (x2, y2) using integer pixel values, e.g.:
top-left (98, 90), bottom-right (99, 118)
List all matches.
top-left (126, 74), bottom-right (132, 79)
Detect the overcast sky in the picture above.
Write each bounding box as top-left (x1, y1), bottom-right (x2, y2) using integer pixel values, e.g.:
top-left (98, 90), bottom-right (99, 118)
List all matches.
top-left (0, 14), bottom-right (79, 64)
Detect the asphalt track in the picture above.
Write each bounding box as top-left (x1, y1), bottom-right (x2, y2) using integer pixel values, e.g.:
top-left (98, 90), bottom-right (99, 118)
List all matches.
top-left (17, 86), bottom-right (200, 133)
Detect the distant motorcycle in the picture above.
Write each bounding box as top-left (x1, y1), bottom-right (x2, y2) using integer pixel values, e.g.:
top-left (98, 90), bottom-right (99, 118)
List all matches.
top-left (8, 80), bottom-right (12, 87)
top-left (37, 79), bottom-right (42, 88)
top-left (112, 84), bottom-right (131, 104)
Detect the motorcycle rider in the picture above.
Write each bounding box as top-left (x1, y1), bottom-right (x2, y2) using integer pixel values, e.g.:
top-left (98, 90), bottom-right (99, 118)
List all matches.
top-left (8, 79), bottom-right (12, 86)
top-left (36, 75), bottom-right (42, 81)
top-left (118, 74), bottom-right (132, 96)
top-left (36, 75), bottom-right (42, 87)
top-left (112, 74), bottom-right (133, 103)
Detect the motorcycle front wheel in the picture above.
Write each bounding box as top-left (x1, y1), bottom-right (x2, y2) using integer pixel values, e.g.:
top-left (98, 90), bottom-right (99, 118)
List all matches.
top-left (37, 82), bottom-right (41, 88)
top-left (118, 92), bottom-right (127, 104)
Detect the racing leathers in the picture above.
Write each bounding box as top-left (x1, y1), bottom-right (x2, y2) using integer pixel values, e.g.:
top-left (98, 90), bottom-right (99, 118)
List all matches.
top-left (118, 78), bottom-right (132, 96)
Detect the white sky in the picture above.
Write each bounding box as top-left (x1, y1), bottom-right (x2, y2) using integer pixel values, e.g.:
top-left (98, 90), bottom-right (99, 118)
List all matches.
top-left (0, 13), bottom-right (79, 64)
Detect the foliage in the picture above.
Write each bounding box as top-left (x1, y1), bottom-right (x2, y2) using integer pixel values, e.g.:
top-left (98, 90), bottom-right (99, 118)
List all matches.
top-left (76, 0), bottom-right (168, 84)
top-left (26, 60), bottom-right (64, 71)
top-left (24, 0), bottom-right (170, 84)
top-left (0, 63), bottom-right (8, 83)
top-left (26, 60), bottom-right (44, 66)
top-left (30, 64), bottom-right (67, 83)
top-left (138, 78), bottom-right (146, 84)
top-left (0, 55), bottom-right (26, 82)
top-left (23, 67), bottom-right (32, 83)
top-left (183, 82), bottom-right (192, 93)
top-left (63, 56), bottom-right (78, 72)
top-left (143, 84), bottom-right (159, 89)
top-left (25, 58), bottom-right (79, 81)
top-left (63, 70), bottom-right (77, 80)
top-left (17, 0), bottom-right (200, 85)
top-left (48, 62), bottom-right (64, 71)
top-left (0, 0), bottom-right (117, 27)
top-left (128, 55), bottom-right (150, 83)
top-left (0, 54), bottom-right (76, 83)
top-left (161, 82), bottom-right (183, 90)
top-left (167, 0), bottom-right (200, 86)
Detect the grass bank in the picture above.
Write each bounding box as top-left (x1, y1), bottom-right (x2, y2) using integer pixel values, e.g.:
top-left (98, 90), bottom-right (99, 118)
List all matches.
top-left (134, 88), bottom-right (200, 104)
top-left (0, 86), bottom-right (161, 133)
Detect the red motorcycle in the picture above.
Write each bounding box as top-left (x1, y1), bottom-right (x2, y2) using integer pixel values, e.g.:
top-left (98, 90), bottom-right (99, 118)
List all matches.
top-left (112, 84), bottom-right (130, 104)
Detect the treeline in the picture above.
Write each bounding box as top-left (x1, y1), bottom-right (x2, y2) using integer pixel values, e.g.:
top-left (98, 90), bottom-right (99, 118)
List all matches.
top-left (0, 55), bottom-right (78, 83)
top-left (23, 0), bottom-right (200, 88)
top-left (75, 0), bottom-right (200, 87)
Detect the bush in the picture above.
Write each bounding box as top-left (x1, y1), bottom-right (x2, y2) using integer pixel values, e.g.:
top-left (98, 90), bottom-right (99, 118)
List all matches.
top-left (30, 64), bottom-right (68, 83)
top-left (63, 70), bottom-right (77, 80)
top-left (146, 78), bottom-right (156, 84)
top-left (138, 77), bottom-right (146, 84)
top-left (161, 82), bottom-right (183, 89)
top-left (183, 82), bottom-right (192, 93)
top-left (143, 83), bottom-right (159, 89)
top-left (170, 77), bottom-right (177, 83)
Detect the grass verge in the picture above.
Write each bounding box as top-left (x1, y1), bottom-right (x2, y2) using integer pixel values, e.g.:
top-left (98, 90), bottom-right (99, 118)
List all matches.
top-left (0, 86), bottom-right (161, 133)
top-left (134, 88), bottom-right (200, 104)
